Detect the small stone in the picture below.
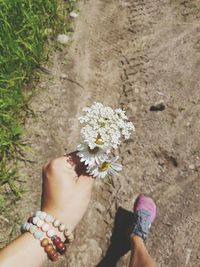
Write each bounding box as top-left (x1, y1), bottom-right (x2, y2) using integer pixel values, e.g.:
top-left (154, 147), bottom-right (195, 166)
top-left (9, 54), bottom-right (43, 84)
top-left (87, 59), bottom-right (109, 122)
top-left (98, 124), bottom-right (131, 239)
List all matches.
top-left (57, 34), bottom-right (70, 44)
top-left (60, 73), bottom-right (68, 79)
top-left (189, 164), bottom-right (195, 170)
top-left (150, 100), bottom-right (165, 112)
top-left (69, 11), bottom-right (79, 18)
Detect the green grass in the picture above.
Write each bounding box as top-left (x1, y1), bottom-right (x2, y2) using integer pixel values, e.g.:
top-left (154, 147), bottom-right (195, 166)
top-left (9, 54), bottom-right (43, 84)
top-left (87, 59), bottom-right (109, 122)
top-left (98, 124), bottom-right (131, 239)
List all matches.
top-left (0, 0), bottom-right (75, 207)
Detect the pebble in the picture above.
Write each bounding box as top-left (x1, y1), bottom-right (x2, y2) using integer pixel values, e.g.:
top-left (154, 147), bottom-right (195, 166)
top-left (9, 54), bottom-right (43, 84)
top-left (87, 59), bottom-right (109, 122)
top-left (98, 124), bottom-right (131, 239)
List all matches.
top-left (60, 73), bottom-right (68, 79)
top-left (69, 11), bottom-right (79, 18)
top-left (189, 164), bottom-right (195, 170)
top-left (57, 34), bottom-right (70, 44)
top-left (150, 100), bottom-right (165, 112)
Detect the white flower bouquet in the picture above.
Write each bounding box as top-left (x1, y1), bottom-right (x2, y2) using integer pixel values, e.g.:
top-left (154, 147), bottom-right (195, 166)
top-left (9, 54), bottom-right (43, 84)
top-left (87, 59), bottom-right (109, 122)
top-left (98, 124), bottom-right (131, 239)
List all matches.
top-left (77, 102), bottom-right (135, 179)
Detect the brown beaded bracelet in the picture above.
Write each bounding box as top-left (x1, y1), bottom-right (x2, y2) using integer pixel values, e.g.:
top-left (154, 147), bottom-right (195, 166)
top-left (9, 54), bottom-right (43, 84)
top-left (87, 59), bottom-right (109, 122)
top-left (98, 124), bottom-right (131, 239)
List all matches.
top-left (24, 211), bottom-right (74, 262)
top-left (41, 238), bottom-right (59, 262)
top-left (52, 235), bottom-right (67, 255)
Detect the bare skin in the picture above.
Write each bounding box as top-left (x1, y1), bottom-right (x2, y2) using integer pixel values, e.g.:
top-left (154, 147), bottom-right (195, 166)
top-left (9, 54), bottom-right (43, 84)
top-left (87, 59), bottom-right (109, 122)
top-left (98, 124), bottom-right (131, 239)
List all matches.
top-left (129, 236), bottom-right (156, 267)
top-left (0, 152), bottom-right (94, 267)
top-left (0, 152), bottom-right (156, 267)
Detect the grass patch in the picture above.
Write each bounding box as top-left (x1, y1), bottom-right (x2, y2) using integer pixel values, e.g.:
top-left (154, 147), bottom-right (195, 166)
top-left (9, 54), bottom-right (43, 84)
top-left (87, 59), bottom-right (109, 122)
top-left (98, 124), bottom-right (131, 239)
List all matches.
top-left (0, 0), bottom-right (75, 207)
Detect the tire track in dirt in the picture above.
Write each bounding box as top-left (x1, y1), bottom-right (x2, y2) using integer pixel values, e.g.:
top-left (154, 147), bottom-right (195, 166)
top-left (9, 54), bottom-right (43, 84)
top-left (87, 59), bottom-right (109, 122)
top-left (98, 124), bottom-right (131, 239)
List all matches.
top-left (45, 0), bottom-right (200, 266)
top-left (117, 1), bottom-right (200, 266)
top-left (2, 0), bottom-right (200, 266)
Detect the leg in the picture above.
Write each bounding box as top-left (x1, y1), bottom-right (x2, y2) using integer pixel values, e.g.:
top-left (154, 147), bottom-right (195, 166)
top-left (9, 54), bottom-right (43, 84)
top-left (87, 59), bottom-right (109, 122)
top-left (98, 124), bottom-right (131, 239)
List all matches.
top-left (129, 195), bottom-right (157, 267)
top-left (129, 236), bottom-right (156, 267)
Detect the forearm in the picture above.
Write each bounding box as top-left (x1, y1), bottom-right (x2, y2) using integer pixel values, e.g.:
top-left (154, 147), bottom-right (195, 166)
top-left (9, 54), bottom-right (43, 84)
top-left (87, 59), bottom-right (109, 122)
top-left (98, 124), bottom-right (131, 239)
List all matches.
top-left (0, 232), bottom-right (47, 267)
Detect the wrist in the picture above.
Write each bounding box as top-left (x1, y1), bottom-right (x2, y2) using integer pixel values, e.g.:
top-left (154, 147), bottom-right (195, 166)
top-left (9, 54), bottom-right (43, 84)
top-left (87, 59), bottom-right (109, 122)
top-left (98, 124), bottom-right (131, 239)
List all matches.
top-left (36, 209), bottom-right (75, 242)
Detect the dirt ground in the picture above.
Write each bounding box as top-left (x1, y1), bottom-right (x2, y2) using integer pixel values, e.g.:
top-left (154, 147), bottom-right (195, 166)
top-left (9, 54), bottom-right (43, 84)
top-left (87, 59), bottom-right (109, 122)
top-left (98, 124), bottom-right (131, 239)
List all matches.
top-left (1, 0), bottom-right (200, 266)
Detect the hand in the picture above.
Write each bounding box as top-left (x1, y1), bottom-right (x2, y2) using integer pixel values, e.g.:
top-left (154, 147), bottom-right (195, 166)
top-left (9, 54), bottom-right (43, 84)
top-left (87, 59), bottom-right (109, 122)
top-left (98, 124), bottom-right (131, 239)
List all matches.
top-left (41, 152), bottom-right (94, 232)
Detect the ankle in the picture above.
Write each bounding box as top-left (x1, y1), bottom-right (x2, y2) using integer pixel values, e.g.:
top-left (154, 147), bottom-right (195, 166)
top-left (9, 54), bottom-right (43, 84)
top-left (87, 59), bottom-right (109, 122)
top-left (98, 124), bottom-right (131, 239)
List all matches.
top-left (131, 235), bottom-right (144, 248)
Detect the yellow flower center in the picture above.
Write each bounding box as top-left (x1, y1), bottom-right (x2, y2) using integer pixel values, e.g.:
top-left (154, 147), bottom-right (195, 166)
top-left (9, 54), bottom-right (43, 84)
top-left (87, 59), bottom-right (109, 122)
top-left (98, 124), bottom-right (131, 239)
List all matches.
top-left (95, 134), bottom-right (104, 145)
top-left (88, 146), bottom-right (99, 154)
top-left (99, 162), bottom-right (111, 171)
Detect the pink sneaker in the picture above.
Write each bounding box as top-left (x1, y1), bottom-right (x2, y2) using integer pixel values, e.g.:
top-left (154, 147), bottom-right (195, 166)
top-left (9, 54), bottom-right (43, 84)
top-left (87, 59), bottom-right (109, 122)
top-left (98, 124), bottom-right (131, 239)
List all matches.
top-left (131, 194), bottom-right (157, 240)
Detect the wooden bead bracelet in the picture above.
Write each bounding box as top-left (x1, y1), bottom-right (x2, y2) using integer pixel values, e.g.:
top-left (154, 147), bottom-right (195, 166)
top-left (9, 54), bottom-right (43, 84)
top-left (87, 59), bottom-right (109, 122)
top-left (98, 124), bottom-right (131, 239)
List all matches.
top-left (21, 223), bottom-right (59, 261)
top-left (21, 211), bottom-right (74, 262)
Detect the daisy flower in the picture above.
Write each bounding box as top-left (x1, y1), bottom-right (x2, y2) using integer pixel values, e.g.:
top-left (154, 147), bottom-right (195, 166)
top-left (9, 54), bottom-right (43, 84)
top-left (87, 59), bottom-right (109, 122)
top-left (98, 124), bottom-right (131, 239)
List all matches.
top-left (77, 143), bottom-right (108, 166)
top-left (87, 157), bottom-right (122, 179)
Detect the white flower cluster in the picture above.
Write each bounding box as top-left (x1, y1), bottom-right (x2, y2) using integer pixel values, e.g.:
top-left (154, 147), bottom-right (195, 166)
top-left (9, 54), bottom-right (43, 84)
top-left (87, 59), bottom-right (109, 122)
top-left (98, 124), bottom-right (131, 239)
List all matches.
top-left (77, 102), bottom-right (135, 179)
top-left (79, 102), bottom-right (135, 149)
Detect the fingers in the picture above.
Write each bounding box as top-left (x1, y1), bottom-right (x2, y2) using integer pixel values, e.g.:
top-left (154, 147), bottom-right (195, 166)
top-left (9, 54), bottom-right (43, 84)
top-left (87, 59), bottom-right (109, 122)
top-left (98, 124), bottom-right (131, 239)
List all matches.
top-left (42, 153), bottom-right (95, 188)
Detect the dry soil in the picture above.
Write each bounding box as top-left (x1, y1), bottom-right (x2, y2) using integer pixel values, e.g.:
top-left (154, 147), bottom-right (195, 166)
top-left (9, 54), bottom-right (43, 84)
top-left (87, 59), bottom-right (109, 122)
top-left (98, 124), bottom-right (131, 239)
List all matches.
top-left (1, 0), bottom-right (200, 267)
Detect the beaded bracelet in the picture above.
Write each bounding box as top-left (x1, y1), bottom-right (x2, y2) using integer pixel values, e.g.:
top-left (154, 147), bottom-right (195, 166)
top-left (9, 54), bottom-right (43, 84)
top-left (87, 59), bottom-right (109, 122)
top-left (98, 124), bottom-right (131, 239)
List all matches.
top-left (27, 217), bottom-right (67, 255)
top-left (31, 211), bottom-right (74, 243)
top-left (41, 238), bottom-right (59, 261)
top-left (21, 223), bottom-right (59, 261)
top-left (22, 211), bottom-right (74, 261)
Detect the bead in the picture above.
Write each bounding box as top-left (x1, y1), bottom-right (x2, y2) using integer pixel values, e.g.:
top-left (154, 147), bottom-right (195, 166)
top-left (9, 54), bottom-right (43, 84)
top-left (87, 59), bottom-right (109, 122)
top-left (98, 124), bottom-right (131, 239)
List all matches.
top-left (58, 224), bottom-right (65, 232)
top-left (53, 219), bottom-right (60, 227)
top-left (41, 238), bottom-right (49, 247)
top-left (59, 247), bottom-right (66, 255)
top-left (39, 211), bottom-right (47, 220)
top-left (27, 217), bottom-right (33, 223)
top-left (25, 223), bottom-right (31, 231)
top-left (32, 216), bottom-right (40, 225)
top-left (57, 244), bottom-right (66, 255)
top-left (21, 223), bottom-right (26, 233)
top-left (48, 249), bottom-right (56, 257)
top-left (66, 233), bottom-right (74, 243)
top-left (56, 242), bottom-right (65, 250)
top-left (50, 253), bottom-right (59, 262)
top-left (35, 211), bottom-right (42, 217)
top-left (47, 229), bottom-right (55, 238)
top-left (37, 219), bottom-right (44, 228)
top-left (64, 229), bottom-right (71, 238)
top-left (30, 225), bottom-right (37, 234)
top-left (51, 235), bottom-right (57, 241)
top-left (34, 230), bottom-right (44, 240)
top-left (52, 236), bottom-right (61, 245)
top-left (21, 223), bottom-right (31, 232)
top-left (41, 223), bottom-right (49, 232)
top-left (45, 214), bottom-right (54, 223)
top-left (45, 244), bottom-right (54, 253)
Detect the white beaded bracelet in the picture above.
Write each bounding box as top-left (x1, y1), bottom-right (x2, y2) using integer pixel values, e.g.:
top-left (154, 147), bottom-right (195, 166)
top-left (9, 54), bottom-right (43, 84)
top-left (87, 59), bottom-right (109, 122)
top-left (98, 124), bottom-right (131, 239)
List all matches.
top-left (32, 211), bottom-right (74, 242)
top-left (21, 222), bottom-right (44, 240)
